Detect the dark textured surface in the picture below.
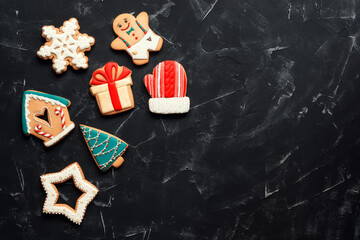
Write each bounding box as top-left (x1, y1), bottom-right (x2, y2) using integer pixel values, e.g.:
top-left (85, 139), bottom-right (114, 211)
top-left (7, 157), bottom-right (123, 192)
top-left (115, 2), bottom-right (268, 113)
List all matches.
top-left (1, 0), bottom-right (360, 239)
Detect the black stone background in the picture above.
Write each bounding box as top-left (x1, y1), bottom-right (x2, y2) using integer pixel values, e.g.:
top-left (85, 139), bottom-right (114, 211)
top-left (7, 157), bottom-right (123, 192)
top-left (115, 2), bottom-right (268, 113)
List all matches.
top-left (1, 0), bottom-right (360, 239)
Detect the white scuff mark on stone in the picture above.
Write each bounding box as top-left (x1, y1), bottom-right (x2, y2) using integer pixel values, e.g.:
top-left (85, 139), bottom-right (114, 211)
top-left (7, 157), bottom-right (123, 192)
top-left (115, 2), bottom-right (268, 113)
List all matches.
top-left (142, 228), bottom-right (152, 240)
top-left (265, 184), bottom-right (279, 198)
top-left (287, 200), bottom-right (307, 209)
top-left (191, 88), bottom-right (242, 109)
top-left (114, 108), bottom-right (139, 135)
top-left (59, 192), bottom-right (69, 201)
top-left (189, 0), bottom-right (219, 21)
top-left (298, 107), bottom-right (308, 119)
top-left (266, 46), bottom-right (289, 55)
top-left (100, 211), bottom-right (106, 237)
top-left (149, 0), bottom-right (176, 20)
top-left (288, 3), bottom-right (292, 20)
top-left (122, 227), bottom-right (151, 238)
top-left (94, 195), bottom-right (113, 208)
top-left (157, 33), bottom-right (174, 45)
top-left (15, 163), bottom-right (24, 191)
top-left (295, 167), bottom-right (319, 183)
top-left (202, 0), bottom-right (218, 20)
top-left (129, 132), bottom-right (157, 149)
top-left (0, 42), bottom-right (28, 51)
top-left (321, 173), bottom-right (346, 193)
top-left (160, 117), bottom-right (167, 134)
top-left (100, 183), bottom-right (119, 192)
top-left (279, 146), bottom-right (299, 166)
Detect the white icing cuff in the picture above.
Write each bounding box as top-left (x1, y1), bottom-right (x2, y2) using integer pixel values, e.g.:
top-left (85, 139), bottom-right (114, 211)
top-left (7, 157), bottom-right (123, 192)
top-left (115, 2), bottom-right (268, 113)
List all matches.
top-left (44, 123), bottom-right (75, 147)
top-left (149, 97), bottom-right (190, 114)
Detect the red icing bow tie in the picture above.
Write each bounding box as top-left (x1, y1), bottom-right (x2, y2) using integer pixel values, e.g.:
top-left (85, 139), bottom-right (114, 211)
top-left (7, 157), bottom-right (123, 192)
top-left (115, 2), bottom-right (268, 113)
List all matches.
top-left (91, 62), bottom-right (131, 85)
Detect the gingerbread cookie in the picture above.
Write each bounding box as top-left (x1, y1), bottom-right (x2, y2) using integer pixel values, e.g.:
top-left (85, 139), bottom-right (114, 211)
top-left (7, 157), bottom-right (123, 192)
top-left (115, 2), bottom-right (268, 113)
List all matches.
top-left (89, 62), bottom-right (134, 115)
top-left (37, 18), bottom-right (95, 74)
top-left (144, 61), bottom-right (190, 114)
top-left (40, 162), bottom-right (98, 224)
top-left (111, 12), bottom-right (163, 65)
top-left (22, 90), bottom-right (75, 147)
top-left (80, 125), bottom-right (128, 172)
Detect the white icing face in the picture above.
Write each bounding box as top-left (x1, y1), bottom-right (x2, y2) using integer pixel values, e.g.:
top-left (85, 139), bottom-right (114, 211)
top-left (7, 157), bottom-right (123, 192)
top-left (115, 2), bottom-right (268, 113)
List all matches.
top-left (40, 162), bottom-right (98, 224)
top-left (37, 18), bottom-right (95, 73)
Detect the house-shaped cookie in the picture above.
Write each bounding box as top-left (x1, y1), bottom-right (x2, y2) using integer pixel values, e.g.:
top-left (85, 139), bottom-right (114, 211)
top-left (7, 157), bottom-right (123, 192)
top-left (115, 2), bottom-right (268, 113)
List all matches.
top-left (22, 90), bottom-right (75, 147)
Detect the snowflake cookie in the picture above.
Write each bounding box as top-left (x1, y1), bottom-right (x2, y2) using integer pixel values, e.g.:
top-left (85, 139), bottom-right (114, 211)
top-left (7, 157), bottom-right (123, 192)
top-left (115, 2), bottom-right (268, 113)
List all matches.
top-left (37, 18), bottom-right (95, 74)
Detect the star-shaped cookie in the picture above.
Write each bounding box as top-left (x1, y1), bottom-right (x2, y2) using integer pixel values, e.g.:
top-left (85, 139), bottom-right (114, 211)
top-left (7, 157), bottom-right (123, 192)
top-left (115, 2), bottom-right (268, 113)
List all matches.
top-left (40, 162), bottom-right (98, 224)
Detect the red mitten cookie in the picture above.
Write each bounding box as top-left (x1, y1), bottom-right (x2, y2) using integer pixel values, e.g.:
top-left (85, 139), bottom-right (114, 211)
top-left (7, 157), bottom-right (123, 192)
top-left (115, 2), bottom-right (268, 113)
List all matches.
top-left (144, 61), bottom-right (190, 114)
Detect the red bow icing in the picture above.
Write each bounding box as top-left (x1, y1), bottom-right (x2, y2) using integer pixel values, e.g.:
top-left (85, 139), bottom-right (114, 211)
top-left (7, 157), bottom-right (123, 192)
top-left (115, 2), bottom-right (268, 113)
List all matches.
top-left (91, 62), bottom-right (131, 111)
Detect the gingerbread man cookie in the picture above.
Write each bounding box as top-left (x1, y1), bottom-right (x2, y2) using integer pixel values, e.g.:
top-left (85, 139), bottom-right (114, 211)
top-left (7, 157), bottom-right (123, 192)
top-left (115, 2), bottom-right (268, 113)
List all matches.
top-left (111, 12), bottom-right (163, 65)
top-left (37, 18), bottom-right (95, 74)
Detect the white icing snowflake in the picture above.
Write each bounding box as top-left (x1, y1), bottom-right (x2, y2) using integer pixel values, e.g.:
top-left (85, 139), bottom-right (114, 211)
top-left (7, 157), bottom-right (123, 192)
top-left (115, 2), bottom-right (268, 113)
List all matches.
top-left (37, 18), bottom-right (95, 74)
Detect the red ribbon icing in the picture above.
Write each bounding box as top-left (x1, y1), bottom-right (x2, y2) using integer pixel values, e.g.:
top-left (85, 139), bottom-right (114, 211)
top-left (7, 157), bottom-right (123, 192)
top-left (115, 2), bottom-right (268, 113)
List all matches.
top-left (91, 62), bottom-right (131, 111)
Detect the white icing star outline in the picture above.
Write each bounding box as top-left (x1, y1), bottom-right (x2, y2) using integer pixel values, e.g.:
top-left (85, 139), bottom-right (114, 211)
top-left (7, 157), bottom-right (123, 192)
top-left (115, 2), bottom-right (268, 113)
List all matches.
top-left (40, 162), bottom-right (98, 224)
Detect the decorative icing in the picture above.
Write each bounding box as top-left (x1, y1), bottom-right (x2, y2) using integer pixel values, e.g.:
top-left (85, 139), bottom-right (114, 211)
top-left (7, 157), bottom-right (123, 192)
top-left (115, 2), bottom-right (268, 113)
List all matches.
top-left (91, 63), bottom-right (132, 111)
top-left (144, 61), bottom-right (190, 114)
top-left (40, 162), bottom-right (98, 224)
top-left (37, 18), bottom-right (95, 74)
top-left (22, 91), bottom-right (70, 135)
top-left (126, 30), bottom-right (160, 60)
top-left (144, 61), bottom-right (187, 98)
top-left (89, 62), bottom-right (134, 115)
top-left (119, 36), bottom-right (131, 48)
top-left (55, 107), bottom-right (65, 130)
top-left (35, 125), bottom-right (54, 139)
top-left (33, 106), bottom-right (52, 128)
top-left (44, 123), bottom-right (75, 147)
top-left (112, 12), bottom-right (163, 63)
top-left (80, 125), bottom-right (128, 172)
top-left (135, 20), bottom-right (147, 34)
top-left (148, 97), bottom-right (190, 114)
top-left (126, 27), bottom-right (134, 35)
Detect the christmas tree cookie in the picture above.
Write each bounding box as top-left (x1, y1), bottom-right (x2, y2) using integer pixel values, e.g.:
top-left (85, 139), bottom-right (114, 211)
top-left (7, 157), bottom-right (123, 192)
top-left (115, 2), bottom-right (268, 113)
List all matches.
top-left (80, 125), bottom-right (128, 172)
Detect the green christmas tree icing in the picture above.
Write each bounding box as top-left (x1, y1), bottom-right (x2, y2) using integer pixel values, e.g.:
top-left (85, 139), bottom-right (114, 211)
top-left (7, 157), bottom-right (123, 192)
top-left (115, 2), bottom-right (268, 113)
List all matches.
top-left (80, 125), bottom-right (128, 171)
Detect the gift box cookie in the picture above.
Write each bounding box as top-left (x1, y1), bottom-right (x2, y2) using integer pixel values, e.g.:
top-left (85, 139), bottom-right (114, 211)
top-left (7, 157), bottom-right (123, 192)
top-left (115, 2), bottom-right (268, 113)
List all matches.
top-left (89, 62), bottom-right (134, 115)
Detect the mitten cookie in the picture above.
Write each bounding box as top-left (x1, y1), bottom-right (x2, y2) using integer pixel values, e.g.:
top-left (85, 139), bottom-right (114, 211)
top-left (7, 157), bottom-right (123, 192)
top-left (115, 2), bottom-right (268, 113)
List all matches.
top-left (80, 125), bottom-right (128, 172)
top-left (144, 61), bottom-right (190, 114)
top-left (111, 12), bottom-right (163, 65)
top-left (89, 62), bottom-right (134, 115)
top-left (22, 90), bottom-right (75, 147)
top-left (40, 162), bottom-right (98, 225)
top-left (37, 18), bottom-right (95, 74)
